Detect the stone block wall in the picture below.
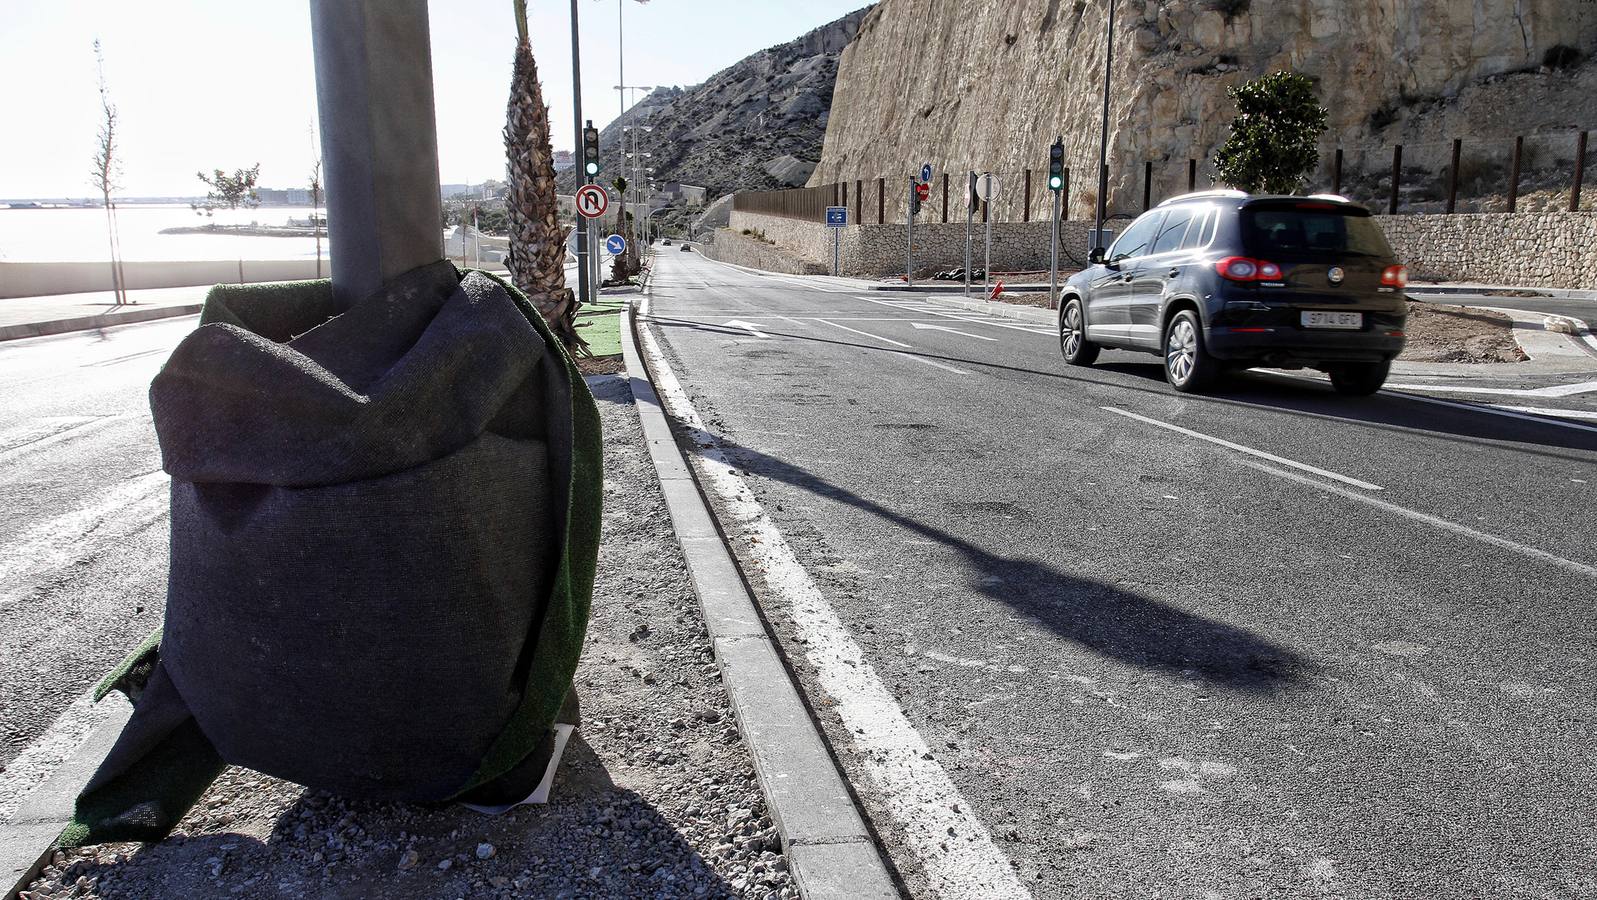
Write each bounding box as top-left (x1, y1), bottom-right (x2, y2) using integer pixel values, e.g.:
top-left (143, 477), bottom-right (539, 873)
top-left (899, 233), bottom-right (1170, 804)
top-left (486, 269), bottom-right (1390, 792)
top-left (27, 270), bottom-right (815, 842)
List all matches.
top-left (727, 209), bottom-right (1597, 290)
top-left (730, 210), bottom-right (1098, 278)
top-left (1374, 212), bottom-right (1597, 290)
top-left (697, 227), bottom-right (829, 276)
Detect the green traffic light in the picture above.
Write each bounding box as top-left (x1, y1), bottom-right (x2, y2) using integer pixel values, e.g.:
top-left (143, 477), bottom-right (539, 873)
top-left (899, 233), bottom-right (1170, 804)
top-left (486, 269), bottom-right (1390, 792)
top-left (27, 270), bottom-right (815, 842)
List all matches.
top-left (585, 162), bottom-right (600, 176)
top-left (1048, 176), bottom-right (1063, 190)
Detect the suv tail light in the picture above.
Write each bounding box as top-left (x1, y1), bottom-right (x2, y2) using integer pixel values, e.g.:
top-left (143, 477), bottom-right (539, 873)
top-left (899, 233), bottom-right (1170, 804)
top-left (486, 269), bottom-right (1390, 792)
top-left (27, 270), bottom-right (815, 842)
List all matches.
top-left (1215, 256), bottom-right (1282, 282)
top-left (1381, 265), bottom-right (1409, 288)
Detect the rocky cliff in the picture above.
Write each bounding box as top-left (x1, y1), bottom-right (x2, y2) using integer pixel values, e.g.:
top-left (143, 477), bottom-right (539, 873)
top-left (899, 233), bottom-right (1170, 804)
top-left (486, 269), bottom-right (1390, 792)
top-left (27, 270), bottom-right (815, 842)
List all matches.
top-left (811, 0), bottom-right (1597, 217)
top-left (557, 7), bottom-right (870, 199)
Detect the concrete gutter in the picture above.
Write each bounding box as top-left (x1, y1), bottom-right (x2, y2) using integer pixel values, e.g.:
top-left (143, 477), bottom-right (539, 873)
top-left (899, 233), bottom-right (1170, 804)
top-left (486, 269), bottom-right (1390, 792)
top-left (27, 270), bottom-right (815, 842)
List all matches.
top-left (1, 701), bottom-right (130, 900)
top-left (0, 304), bottom-right (201, 343)
top-left (620, 289), bottom-right (900, 900)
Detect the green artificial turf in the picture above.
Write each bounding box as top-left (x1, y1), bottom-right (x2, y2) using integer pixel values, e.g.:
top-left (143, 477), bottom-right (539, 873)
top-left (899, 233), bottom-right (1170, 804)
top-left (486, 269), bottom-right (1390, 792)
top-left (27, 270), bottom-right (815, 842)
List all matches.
top-left (574, 294), bottom-right (626, 359)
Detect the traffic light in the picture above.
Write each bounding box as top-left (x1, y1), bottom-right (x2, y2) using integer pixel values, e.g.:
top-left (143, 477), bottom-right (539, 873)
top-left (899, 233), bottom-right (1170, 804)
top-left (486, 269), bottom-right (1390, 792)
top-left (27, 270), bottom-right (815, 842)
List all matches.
top-left (1048, 138), bottom-right (1065, 191)
top-left (911, 181), bottom-right (929, 216)
top-left (582, 120), bottom-right (601, 177)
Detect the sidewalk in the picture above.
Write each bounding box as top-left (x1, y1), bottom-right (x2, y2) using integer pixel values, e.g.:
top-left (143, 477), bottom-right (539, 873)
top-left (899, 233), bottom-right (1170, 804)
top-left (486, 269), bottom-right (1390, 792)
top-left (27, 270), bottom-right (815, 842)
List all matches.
top-left (0, 287), bottom-right (207, 342)
top-left (18, 376), bottom-right (801, 900)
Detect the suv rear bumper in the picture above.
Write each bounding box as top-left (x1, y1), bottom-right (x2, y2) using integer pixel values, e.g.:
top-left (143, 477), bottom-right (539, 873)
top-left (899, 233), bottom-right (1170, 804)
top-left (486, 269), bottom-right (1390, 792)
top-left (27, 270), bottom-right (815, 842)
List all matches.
top-left (1206, 325), bottom-right (1405, 366)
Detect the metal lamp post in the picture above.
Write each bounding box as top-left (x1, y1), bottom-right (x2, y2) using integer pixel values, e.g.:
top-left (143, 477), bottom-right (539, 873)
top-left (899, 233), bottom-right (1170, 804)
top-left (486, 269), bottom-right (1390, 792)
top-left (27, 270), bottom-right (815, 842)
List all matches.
top-left (310, 0), bottom-right (444, 308)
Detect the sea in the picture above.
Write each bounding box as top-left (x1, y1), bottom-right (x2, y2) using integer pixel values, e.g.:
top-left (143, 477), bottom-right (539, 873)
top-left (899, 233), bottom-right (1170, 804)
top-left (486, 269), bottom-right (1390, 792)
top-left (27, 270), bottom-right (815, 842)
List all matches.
top-left (0, 205), bottom-right (326, 263)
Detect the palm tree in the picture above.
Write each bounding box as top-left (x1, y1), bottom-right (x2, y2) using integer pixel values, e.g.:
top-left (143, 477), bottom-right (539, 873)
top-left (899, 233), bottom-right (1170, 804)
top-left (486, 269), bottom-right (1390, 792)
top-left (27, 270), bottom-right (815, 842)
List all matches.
top-left (505, 0), bottom-right (586, 353)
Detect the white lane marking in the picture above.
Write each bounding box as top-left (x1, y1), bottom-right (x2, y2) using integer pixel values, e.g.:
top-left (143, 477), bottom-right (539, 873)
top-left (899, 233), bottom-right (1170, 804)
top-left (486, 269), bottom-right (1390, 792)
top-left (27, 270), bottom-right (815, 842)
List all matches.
top-left (1387, 391), bottom-right (1597, 436)
top-left (1496, 405), bottom-right (1597, 422)
top-left (0, 470), bottom-right (170, 608)
top-left (853, 295), bottom-right (1055, 335)
top-left (912, 322), bottom-right (999, 341)
top-left (641, 304), bottom-right (1028, 900)
top-left (1242, 460), bottom-right (1597, 580)
top-left (721, 319), bottom-right (767, 339)
top-left (780, 316), bottom-right (971, 376)
top-left (810, 317), bottom-right (912, 348)
top-left (1102, 407), bottom-right (1384, 491)
top-left (1385, 380), bottom-right (1597, 398)
top-left (0, 690), bottom-right (125, 825)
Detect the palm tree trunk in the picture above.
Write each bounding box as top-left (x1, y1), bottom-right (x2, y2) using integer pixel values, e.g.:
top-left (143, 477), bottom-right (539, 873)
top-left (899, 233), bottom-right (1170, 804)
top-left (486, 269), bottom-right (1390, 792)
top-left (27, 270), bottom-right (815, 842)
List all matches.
top-left (505, 9), bottom-right (585, 354)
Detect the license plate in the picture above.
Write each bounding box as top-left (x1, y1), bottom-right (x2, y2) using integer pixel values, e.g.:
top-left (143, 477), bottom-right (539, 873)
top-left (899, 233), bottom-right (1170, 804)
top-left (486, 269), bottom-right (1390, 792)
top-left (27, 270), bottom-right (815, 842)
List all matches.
top-left (1302, 311), bottom-right (1363, 330)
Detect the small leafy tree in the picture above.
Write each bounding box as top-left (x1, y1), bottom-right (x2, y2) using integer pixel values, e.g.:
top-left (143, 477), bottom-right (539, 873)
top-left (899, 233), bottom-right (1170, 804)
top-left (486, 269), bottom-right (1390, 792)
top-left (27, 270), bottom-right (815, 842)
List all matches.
top-left (1212, 71), bottom-right (1328, 195)
top-left (194, 164), bottom-right (262, 225)
top-left (309, 159), bottom-right (323, 278)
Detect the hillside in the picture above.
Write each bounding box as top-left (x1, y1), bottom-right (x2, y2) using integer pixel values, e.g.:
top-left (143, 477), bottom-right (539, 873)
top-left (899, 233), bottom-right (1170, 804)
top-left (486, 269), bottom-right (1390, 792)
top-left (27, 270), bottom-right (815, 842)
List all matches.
top-left (557, 7), bottom-right (871, 199)
top-left (811, 0), bottom-right (1597, 218)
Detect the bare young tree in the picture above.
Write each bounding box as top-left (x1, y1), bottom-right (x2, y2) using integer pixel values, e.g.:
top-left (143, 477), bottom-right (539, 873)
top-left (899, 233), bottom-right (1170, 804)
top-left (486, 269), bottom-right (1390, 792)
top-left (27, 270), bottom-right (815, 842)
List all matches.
top-left (90, 40), bottom-right (128, 306)
top-left (310, 159), bottom-right (323, 279)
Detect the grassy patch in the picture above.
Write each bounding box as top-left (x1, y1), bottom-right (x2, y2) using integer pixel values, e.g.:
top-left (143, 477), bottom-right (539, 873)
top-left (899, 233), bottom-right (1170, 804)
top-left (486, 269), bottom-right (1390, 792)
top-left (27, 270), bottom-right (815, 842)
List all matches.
top-left (574, 294), bottom-right (626, 360)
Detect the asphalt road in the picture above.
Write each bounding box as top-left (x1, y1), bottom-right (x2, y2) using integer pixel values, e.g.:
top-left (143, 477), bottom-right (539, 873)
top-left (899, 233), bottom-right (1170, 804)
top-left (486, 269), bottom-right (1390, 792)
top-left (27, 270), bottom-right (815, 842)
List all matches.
top-left (0, 317), bottom-right (189, 813)
top-left (645, 250), bottom-right (1597, 898)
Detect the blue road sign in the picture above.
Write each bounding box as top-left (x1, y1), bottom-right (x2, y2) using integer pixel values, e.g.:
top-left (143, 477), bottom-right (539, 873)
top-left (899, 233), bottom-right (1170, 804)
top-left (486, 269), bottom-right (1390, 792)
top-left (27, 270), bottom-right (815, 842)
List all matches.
top-left (825, 206), bottom-right (848, 228)
top-left (605, 234), bottom-right (627, 255)
top-left (920, 163), bottom-right (933, 183)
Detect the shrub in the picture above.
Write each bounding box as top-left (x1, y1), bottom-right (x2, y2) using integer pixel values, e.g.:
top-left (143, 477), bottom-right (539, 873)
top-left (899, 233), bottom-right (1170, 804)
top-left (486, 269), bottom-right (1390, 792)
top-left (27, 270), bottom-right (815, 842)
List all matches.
top-left (1212, 71), bottom-right (1329, 195)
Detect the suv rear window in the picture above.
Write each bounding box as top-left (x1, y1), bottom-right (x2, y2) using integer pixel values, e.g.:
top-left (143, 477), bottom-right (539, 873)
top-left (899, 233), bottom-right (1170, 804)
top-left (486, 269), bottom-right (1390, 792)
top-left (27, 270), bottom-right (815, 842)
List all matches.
top-left (1241, 203), bottom-right (1394, 258)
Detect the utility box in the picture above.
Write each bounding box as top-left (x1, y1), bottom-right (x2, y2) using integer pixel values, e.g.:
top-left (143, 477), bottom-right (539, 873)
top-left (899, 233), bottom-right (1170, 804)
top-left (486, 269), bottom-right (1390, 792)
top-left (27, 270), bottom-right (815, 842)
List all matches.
top-left (1088, 227), bottom-right (1116, 254)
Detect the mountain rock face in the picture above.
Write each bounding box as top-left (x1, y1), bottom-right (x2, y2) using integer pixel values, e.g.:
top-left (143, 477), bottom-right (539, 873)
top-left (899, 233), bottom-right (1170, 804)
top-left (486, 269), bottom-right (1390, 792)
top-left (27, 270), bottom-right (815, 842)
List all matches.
top-left (811, 0), bottom-right (1597, 217)
top-left (557, 8), bottom-right (870, 199)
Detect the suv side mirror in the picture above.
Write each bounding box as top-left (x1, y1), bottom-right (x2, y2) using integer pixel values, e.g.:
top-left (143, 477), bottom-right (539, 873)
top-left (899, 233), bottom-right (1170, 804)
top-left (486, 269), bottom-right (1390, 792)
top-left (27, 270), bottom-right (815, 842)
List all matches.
top-left (1089, 247), bottom-right (1107, 265)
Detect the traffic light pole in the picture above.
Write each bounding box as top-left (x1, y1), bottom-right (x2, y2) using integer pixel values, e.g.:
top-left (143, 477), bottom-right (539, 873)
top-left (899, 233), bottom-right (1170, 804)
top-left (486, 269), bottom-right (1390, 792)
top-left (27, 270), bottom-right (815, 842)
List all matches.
top-left (569, 0), bottom-right (591, 308)
top-left (906, 177), bottom-right (915, 288)
top-left (1049, 186), bottom-right (1062, 311)
top-left (964, 171), bottom-right (975, 298)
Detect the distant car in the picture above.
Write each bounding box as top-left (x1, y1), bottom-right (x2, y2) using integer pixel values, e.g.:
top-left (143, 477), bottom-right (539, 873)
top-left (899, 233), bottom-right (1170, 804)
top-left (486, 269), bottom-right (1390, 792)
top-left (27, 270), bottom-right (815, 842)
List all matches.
top-left (680, 243), bottom-right (694, 252)
top-left (662, 238), bottom-right (672, 245)
top-left (1058, 191), bottom-right (1408, 395)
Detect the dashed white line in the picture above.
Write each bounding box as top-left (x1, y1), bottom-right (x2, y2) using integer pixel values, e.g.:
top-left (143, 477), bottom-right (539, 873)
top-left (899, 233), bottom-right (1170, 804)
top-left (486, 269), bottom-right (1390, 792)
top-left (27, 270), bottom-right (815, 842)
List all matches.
top-left (1102, 407), bottom-right (1384, 491)
top-left (1386, 380), bottom-right (1597, 398)
top-left (808, 317), bottom-right (912, 348)
top-left (641, 300), bottom-right (1029, 900)
top-left (1242, 460), bottom-right (1597, 580)
top-left (1387, 391), bottom-right (1597, 436)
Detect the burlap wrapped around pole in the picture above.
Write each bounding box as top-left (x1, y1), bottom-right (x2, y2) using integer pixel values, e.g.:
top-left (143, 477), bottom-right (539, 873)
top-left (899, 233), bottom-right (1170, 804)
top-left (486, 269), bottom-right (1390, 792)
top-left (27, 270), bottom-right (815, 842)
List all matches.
top-left (63, 261), bottom-right (601, 846)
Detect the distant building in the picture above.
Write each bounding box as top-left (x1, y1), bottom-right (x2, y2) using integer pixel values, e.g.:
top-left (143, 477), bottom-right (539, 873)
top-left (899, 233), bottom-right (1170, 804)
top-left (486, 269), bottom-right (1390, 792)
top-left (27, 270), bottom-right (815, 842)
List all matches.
top-left (660, 183), bottom-right (708, 206)
top-left (553, 151), bottom-right (575, 173)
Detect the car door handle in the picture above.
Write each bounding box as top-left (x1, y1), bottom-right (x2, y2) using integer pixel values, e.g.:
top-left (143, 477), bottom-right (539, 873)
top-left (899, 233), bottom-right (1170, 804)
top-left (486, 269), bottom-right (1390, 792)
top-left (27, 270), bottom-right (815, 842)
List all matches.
top-left (1121, 273), bottom-right (1133, 283)
top-left (1168, 268), bottom-right (1180, 278)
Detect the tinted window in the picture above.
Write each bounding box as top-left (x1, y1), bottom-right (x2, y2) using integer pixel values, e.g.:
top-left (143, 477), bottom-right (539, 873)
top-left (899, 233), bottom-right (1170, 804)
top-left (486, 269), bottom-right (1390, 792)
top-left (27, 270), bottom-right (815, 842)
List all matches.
top-left (1180, 209), bottom-right (1214, 250)
top-left (1109, 212), bottom-right (1163, 261)
top-left (1151, 207), bottom-right (1197, 255)
top-left (1241, 203), bottom-right (1394, 257)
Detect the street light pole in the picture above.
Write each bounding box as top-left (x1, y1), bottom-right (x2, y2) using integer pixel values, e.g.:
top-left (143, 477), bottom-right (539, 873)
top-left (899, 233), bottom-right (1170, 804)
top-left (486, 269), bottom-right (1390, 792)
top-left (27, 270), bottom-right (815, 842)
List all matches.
top-left (1094, 0), bottom-right (1116, 250)
top-left (310, 0), bottom-right (444, 309)
top-left (569, 0), bottom-right (591, 309)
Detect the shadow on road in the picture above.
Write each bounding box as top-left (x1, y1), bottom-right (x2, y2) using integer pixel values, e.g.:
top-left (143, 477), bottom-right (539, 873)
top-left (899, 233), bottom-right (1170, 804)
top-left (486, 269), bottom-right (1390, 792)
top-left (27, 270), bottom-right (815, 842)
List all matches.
top-left (677, 421), bottom-right (1314, 693)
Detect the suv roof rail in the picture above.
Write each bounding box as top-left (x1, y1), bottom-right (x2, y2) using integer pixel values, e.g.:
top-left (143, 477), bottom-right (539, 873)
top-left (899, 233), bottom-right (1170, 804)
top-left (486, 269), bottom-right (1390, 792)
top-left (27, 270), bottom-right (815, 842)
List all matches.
top-left (1305, 193), bottom-right (1354, 203)
top-left (1157, 189), bottom-right (1248, 207)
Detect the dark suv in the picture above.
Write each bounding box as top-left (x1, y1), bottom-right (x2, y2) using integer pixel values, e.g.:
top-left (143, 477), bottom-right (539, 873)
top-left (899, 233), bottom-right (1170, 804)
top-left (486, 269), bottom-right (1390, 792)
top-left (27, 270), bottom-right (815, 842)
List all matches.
top-left (1058, 191), bottom-right (1408, 394)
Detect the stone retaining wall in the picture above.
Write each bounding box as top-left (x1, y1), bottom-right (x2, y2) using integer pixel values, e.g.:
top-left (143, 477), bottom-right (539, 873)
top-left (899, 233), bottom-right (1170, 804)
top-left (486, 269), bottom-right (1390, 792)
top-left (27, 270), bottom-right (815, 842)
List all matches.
top-left (730, 209), bottom-right (1597, 289)
top-left (697, 228), bottom-right (828, 276)
top-left (1373, 212), bottom-right (1596, 291)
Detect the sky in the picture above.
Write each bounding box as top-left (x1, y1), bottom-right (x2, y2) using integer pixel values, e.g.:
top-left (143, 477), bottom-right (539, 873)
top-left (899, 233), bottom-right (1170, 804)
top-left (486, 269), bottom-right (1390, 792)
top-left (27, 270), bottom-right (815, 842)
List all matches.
top-left (0, 0), bottom-right (872, 199)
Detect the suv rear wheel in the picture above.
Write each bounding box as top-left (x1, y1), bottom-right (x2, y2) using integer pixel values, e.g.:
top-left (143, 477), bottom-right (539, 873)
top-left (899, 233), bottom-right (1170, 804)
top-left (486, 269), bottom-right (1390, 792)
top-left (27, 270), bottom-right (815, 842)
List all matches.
top-left (1329, 361), bottom-right (1390, 396)
top-left (1164, 310), bottom-right (1218, 392)
top-left (1059, 298), bottom-right (1099, 366)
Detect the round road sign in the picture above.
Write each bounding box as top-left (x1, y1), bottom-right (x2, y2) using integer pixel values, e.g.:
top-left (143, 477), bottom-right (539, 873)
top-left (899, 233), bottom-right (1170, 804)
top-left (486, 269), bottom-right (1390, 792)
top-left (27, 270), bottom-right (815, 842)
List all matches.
top-left (575, 184), bottom-right (609, 219)
top-left (605, 234), bottom-right (627, 255)
top-left (976, 173), bottom-right (1000, 202)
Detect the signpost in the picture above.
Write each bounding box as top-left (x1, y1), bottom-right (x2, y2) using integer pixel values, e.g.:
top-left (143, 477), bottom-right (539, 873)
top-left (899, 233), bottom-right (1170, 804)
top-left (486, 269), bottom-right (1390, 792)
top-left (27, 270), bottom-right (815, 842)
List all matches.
top-left (976, 173), bottom-right (999, 300)
top-left (964, 171), bottom-right (976, 297)
top-left (575, 183), bottom-right (609, 219)
top-left (906, 177), bottom-right (916, 288)
top-left (1048, 136), bottom-right (1064, 310)
top-left (825, 205), bottom-right (847, 276)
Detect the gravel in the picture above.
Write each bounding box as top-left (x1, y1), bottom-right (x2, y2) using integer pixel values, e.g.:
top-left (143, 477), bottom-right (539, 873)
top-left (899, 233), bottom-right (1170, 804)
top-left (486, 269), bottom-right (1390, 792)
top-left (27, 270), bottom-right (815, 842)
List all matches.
top-left (20, 374), bottom-right (795, 900)
top-left (1399, 300), bottom-right (1528, 363)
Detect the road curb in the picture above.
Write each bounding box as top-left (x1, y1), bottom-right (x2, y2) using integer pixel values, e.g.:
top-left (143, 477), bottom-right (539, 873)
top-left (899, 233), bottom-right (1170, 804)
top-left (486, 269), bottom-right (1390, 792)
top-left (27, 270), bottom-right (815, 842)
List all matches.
top-left (0, 304), bottom-right (202, 343)
top-left (2, 700), bottom-right (130, 900)
top-left (620, 289), bottom-right (901, 900)
top-left (1409, 284), bottom-right (1597, 302)
top-left (926, 295), bottom-right (1057, 324)
top-left (870, 282), bottom-right (1050, 294)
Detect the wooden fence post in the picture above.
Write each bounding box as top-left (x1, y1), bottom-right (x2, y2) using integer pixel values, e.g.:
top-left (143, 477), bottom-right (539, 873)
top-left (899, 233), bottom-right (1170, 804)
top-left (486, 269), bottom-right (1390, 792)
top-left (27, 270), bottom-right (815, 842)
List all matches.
top-left (1024, 169), bottom-right (1032, 222)
top-left (1571, 131), bottom-right (1588, 213)
top-left (1332, 148), bottom-right (1343, 195)
top-left (1389, 144), bottom-right (1402, 215)
top-left (1062, 167), bottom-right (1070, 221)
top-left (1188, 158), bottom-right (1197, 192)
top-left (1143, 161), bottom-right (1153, 210)
top-left (1446, 139), bottom-right (1461, 214)
top-left (1507, 136), bottom-right (1523, 213)
top-left (877, 177), bottom-right (885, 225)
top-left (942, 172), bottom-right (949, 223)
